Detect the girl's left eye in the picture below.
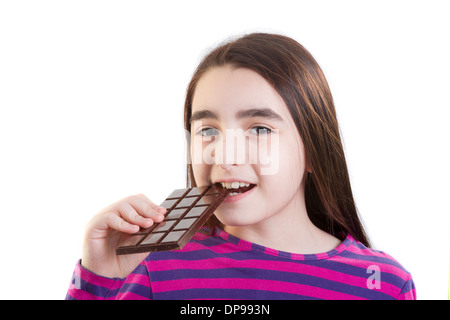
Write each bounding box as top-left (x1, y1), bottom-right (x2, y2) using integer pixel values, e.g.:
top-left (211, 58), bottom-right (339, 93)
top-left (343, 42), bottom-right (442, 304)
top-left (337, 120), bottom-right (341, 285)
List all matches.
top-left (249, 126), bottom-right (272, 135)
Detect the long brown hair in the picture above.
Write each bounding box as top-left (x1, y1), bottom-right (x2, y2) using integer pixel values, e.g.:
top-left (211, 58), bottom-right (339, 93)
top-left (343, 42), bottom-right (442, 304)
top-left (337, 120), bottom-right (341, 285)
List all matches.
top-left (184, 33), bottom-right (370, 247)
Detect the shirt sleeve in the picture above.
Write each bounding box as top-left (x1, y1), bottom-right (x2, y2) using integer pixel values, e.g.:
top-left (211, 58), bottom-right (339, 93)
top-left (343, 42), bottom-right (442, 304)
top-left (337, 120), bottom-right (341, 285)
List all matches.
top-left (65, 259), bottom-right (152, 300)
top-left (396, 276), bottom-right (417, 300)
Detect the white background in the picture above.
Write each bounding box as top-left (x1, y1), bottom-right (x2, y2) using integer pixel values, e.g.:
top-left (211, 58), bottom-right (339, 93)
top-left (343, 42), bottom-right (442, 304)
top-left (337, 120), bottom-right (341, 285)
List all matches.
top-left (0, 0), bottom-right (448, 300)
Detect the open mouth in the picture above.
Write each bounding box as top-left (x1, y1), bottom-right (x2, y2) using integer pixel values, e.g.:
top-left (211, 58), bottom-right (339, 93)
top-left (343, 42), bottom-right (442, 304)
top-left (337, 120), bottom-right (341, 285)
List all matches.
top-left (219, 182), bottom-right (256, 197)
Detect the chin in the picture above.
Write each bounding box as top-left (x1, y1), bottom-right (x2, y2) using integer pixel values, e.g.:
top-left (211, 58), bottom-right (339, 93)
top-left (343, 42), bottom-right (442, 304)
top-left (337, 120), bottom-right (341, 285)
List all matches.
top-left (214, 211), bottom-right (262, 228)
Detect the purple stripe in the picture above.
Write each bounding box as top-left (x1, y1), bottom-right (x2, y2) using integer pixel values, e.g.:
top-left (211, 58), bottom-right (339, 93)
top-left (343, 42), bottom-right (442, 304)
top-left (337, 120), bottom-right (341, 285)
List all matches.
top-left (154, 287), bottom-right (319, 300)
top-left (118, 282), bottom-right (151, 299)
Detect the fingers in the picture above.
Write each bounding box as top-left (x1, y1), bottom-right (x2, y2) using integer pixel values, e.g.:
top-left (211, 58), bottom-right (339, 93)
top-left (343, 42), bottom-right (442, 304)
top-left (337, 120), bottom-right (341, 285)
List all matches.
top-left (130, 193), bottom-right (167, 219)
top-left (106, 213), bottom-right (140, 234)
top-left (108, 194), bottom-right (166, 234)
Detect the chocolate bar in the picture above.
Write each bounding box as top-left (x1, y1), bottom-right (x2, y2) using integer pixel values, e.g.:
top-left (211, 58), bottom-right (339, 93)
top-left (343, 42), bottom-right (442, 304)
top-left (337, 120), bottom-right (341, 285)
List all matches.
top-left (116, 184), bottom-right (230, 255)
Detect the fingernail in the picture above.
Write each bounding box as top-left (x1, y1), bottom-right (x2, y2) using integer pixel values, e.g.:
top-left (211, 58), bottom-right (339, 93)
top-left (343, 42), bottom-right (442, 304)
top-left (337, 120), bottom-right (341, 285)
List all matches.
top-left (143, 218), bottom-right (153, 226)
top-left (158, 207), bottom-right (166, 214)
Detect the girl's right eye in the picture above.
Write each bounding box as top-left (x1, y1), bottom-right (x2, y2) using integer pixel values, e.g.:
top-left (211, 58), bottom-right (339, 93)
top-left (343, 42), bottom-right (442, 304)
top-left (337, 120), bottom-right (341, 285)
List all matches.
top-left (197, 128), bottom-right (219, 137)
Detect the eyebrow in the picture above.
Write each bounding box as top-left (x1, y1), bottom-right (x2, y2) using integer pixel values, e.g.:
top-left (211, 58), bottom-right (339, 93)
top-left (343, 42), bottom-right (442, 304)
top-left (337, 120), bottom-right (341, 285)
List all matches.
top-left (190, 107), bottom-right (284, 124)
top-left (190, 110), bottom-right (218, 123)
top-left (236, 108), bottom-right (284, 121)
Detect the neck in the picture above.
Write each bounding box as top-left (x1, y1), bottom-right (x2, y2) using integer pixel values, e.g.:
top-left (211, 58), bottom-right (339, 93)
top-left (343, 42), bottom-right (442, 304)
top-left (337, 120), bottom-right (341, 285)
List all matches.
top-left (224, 190), bottom-right (340, 254)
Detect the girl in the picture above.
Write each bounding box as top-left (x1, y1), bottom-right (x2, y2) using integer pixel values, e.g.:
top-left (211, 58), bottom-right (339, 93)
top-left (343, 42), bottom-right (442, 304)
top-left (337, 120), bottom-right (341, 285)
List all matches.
top-left (66, 33), bottom-right (416, 300)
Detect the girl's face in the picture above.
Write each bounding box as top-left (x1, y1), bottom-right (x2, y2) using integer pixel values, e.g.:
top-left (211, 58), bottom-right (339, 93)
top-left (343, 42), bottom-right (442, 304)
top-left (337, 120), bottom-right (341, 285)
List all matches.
top-left (191, 65), bottom-right (309, 229)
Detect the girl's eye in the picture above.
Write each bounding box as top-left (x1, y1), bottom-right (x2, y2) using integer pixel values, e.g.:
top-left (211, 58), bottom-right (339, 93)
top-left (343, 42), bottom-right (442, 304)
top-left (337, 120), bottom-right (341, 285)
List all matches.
top-left (197, 127), bottom-right (219, 137)
top-left (250, 126), bottom-right (272, 135)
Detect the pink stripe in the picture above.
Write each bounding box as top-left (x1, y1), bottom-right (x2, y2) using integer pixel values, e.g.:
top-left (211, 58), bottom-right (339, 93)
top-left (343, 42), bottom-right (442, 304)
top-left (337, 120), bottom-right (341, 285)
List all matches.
top-left (67, 286), bottom-right (102, 300)
top-left (397, 288), bottom-right (416, 300)
top-left (264, 247), bottom-right (279, 256)
top-left (192, 232), bottom-right (209, 241)
top-left (116, 292), bottom-right (149, 300)
top-left (218, 230), bottom-right (230, 241)
top-left (208, 242), bottom-right (250, 254)
top-left (177, 241), bottom-right (207, 252)
top-left (152, 278), bottom-right (366, 300)
top-left (173, 238), bottom-right (254, 254)
top-left (148, 257), bottom-right (290, 272)
top-left (190, 298), bottom-right (241, 300)
top-left (315, 252), bottom-right (331, 260)
top-left (124, 273), bottom-right (150, 286)
top-left (238, 239), bottom-right (253, 250)
top-left (178, 241), bottom-right (241, 254)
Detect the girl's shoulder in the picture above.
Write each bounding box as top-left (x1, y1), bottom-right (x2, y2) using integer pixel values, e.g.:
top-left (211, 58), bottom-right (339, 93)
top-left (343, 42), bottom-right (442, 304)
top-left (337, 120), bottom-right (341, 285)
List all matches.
top-left (342, 234), bottom-right (411, 274)
top-left (337, 234), bottom-right (416, 299)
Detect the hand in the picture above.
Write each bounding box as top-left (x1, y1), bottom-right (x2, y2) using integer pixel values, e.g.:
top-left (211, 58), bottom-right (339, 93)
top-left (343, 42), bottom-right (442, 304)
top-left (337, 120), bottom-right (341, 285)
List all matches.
top-left (81, 194), bottom-right (166, 278)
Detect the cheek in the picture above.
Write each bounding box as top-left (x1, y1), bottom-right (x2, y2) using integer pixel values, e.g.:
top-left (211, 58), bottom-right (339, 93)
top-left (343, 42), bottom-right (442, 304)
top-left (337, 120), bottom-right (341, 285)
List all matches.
top-left (257, 132), bottom-right (305, 180)
top-left (191, 163), bottom-right (210, 186)
top-left (250, 133), bottom-right (281, 176)
top-left (190, 134), bottom-right (208, 186)
top-left (283, 141), bottom-right (306, 177)
top-left (260, 137), bottom-right (306, 193)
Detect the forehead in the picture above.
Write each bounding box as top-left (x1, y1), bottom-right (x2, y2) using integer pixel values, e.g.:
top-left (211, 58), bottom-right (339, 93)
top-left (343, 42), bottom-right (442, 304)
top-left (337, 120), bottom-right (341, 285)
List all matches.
top-left (191, 66), bottom-right (291, 120)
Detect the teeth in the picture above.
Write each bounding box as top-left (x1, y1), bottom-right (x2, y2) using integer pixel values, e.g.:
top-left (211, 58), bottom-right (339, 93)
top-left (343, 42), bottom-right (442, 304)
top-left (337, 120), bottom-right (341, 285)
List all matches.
top-left (220, 182), bottom-right (252, 189)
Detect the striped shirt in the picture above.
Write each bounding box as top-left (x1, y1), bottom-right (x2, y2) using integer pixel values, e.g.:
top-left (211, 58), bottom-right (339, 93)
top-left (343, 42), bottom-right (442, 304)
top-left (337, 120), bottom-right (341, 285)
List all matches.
top-left (66, 228), bottom-right (416, 300)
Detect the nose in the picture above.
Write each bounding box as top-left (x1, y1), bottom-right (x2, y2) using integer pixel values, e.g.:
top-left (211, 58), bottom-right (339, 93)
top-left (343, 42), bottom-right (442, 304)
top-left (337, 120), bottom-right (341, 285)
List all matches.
top-left (219, 162), bottom-right (236, 171)
top-left (214, 129), bottom-right (246, 168)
